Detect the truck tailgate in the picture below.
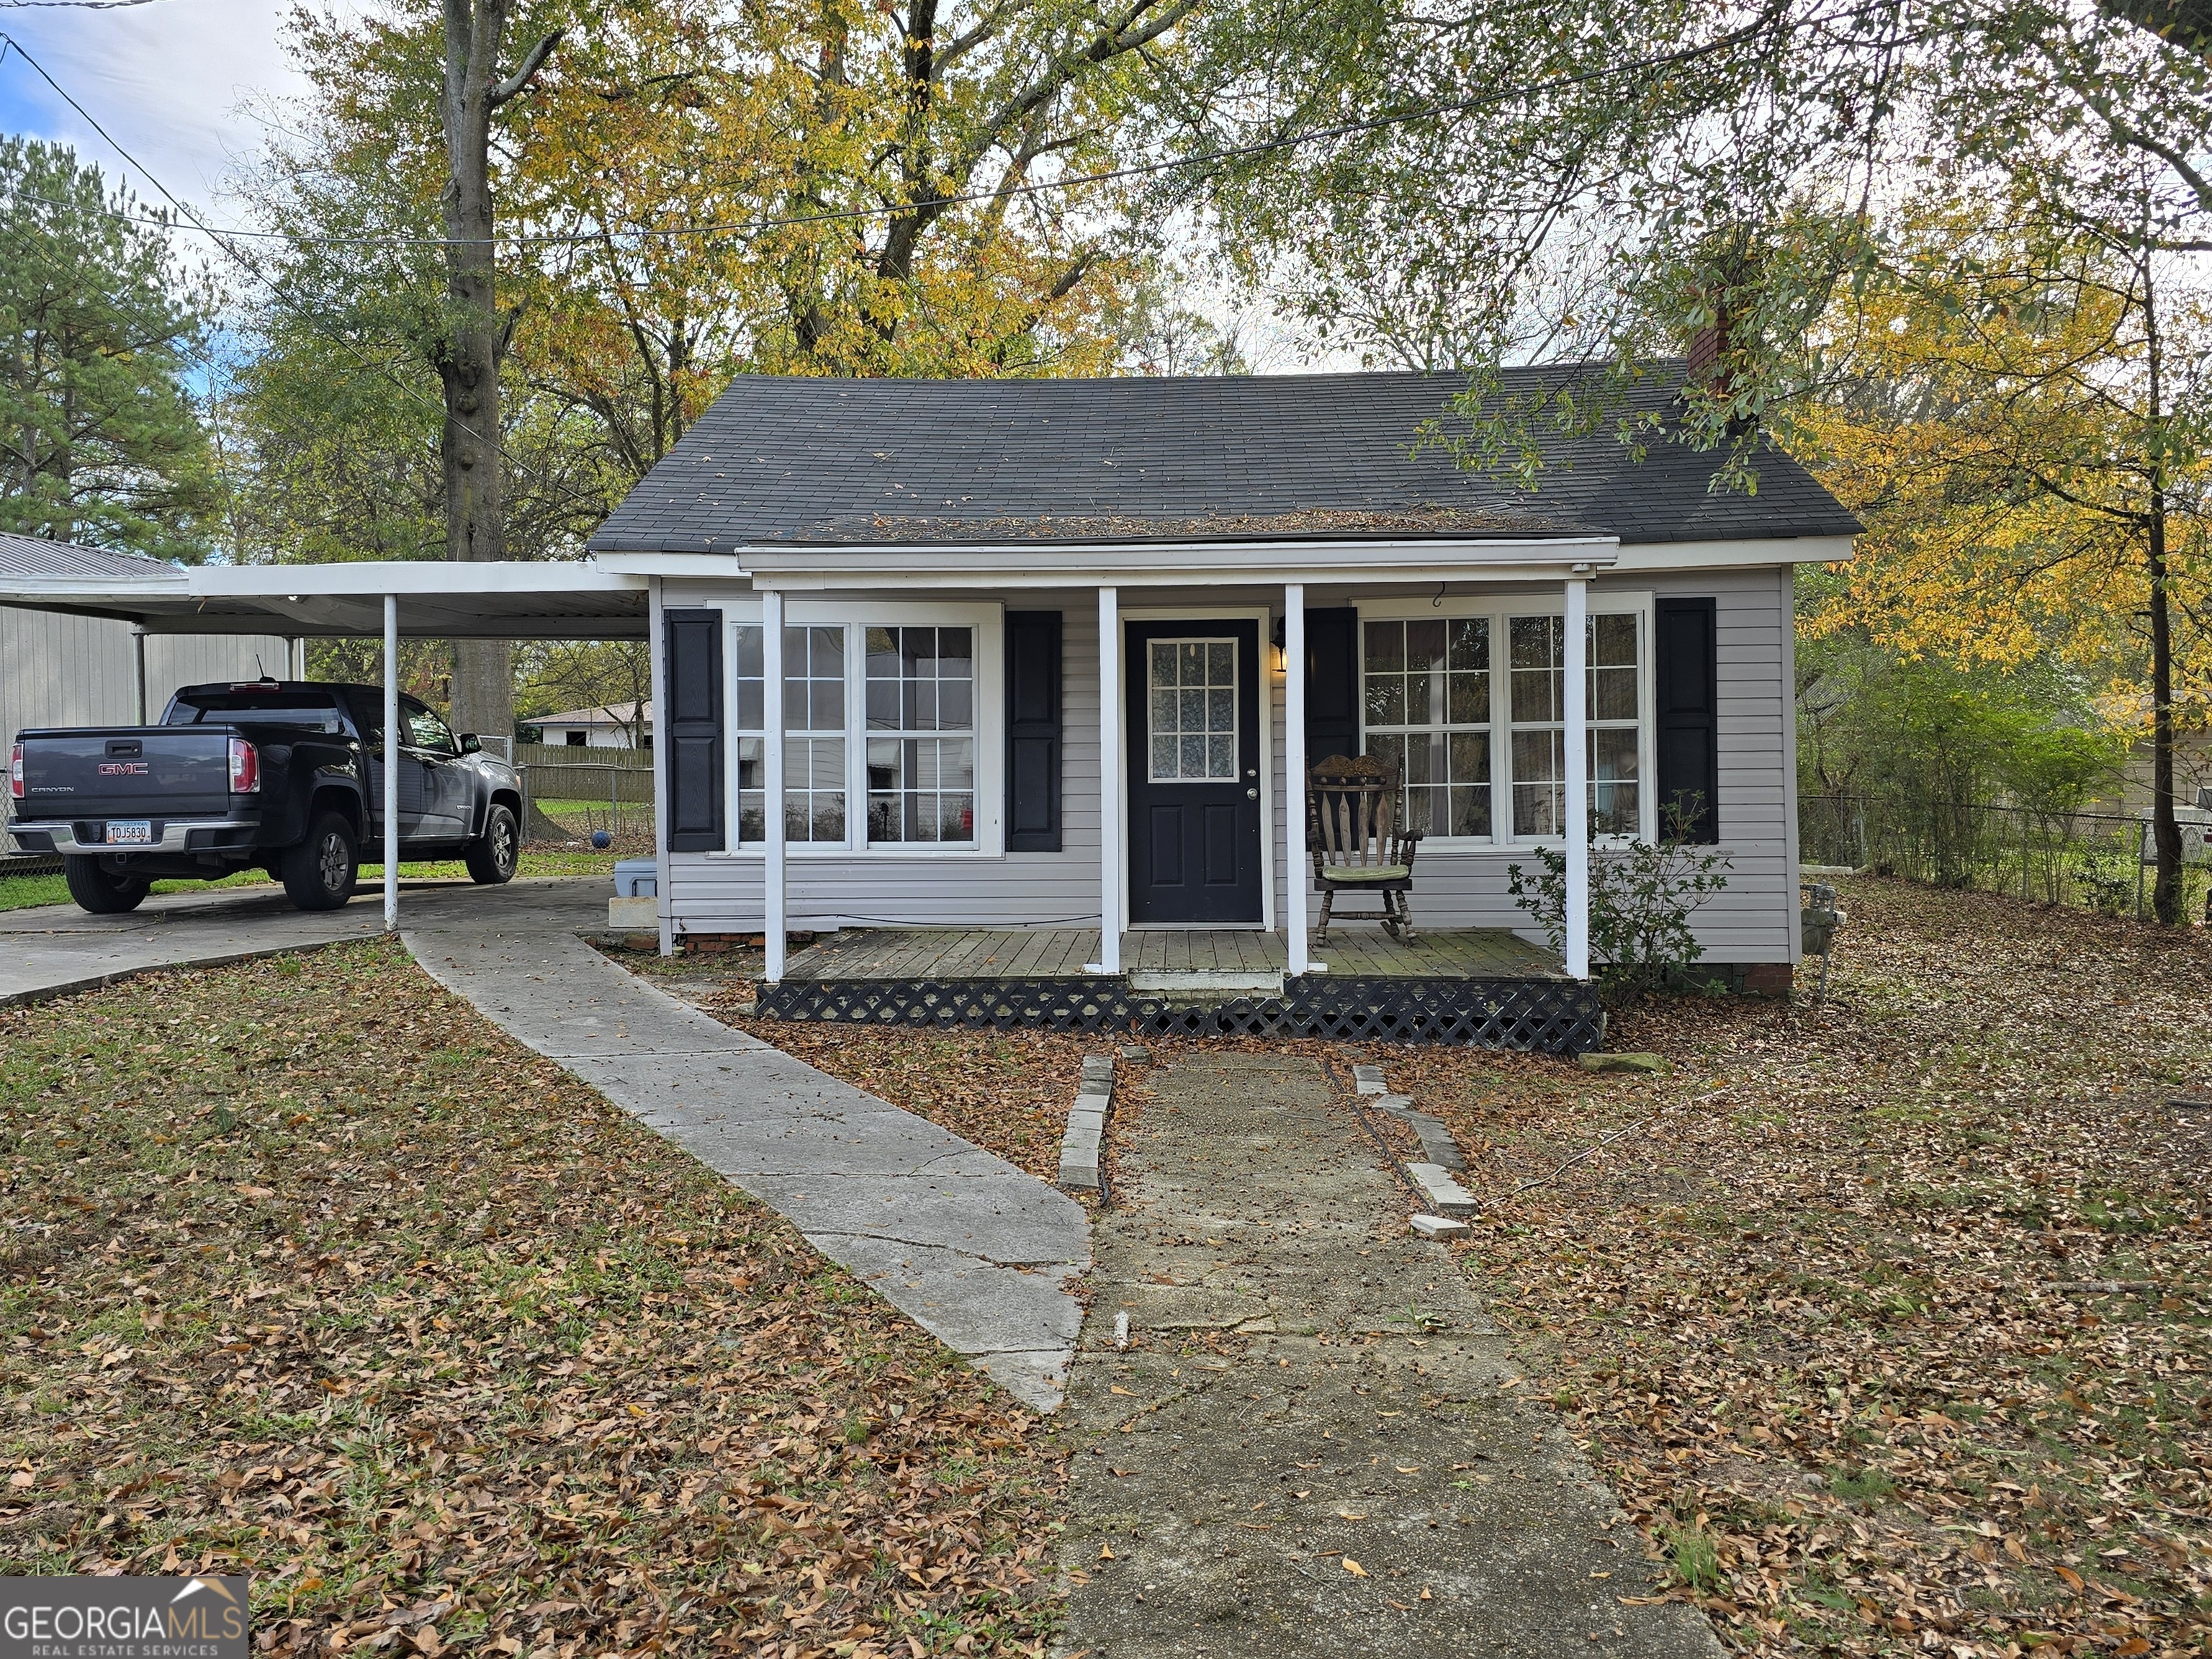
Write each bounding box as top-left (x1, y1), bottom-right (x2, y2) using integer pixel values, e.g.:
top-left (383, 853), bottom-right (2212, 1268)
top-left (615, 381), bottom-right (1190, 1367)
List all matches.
top-left (17, 728), bottom-right (233, 821)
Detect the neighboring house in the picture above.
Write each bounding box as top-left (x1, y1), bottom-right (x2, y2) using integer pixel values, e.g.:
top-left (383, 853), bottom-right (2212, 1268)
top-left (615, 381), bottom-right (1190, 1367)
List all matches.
top-left (523, 701), bottom-right (652, 749)
top-left (583, 369), bottom-right (1859, 988)
top-left (0, 534), bottom-right (298, 758)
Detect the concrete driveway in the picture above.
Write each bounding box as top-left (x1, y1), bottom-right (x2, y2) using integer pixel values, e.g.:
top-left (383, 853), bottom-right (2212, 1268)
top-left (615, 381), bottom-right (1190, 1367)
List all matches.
top-left (0, 876), bottom-right (597, 1008)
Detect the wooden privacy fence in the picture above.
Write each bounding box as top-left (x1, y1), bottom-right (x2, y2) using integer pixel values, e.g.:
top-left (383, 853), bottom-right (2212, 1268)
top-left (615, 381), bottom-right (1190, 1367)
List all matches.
top-left (1798, 792), bottom-right (2208, 919)
top-left (518, 760), bottom-right (656, 850)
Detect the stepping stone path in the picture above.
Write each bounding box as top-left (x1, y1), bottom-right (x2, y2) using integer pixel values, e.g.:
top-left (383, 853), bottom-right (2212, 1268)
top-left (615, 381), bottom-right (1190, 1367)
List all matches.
top-left (1058, 1051), bottom-right (1719, 1659)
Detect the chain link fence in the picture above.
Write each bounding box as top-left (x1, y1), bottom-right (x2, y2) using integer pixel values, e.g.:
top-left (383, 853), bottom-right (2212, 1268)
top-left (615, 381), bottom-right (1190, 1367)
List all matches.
top-left (1799, 792), bottom-right (2212, 920)
top-left (518, 761), bottom-right (657, 855)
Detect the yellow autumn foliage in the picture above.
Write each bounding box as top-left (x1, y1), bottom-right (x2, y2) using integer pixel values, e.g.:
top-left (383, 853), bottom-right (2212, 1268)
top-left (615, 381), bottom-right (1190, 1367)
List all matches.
top-left (1795, 202), bottom-right (2212, 727)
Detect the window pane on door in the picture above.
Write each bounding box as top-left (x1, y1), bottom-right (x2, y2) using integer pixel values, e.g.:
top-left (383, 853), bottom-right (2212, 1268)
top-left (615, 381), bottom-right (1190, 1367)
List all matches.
top-left (1147, 637), bottom-right (1238, 781)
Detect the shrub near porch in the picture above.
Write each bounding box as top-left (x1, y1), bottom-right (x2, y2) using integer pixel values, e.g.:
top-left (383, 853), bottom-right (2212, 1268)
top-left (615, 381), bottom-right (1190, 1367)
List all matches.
top-left (1386, 878), bottom-right (2212, 1656)
top-left (0, 943), bottom-right (1062, 1658)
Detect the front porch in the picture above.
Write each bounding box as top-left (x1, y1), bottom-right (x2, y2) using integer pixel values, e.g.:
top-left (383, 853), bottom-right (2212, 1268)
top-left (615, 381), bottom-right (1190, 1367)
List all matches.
top-left (754, 925), bottom-right (1604, 1052)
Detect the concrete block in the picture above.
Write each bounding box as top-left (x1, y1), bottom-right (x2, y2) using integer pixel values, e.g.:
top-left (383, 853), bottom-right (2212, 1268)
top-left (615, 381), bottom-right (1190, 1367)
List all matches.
top-left (1352, 1063), bottom-right (1388, 1095)
top-left (1576, 1051), bottom-right (1668, 1074)
top-left (1409, 1213), bottom-right (1469, 1240)
top-left (1118, 1044), bottom-right (1151, 1065)
top-left (1372, 1092), bottom-right (1414, 1114)
top-left (1406, 1161), bottom-right (1478, 1217)
top-left (1061, 1057), bottom-right (1114, 1192)
top-left (1408, 1120), bottom-right (1467, 1172)
top-left (608, 895), bottom-right (657, 929)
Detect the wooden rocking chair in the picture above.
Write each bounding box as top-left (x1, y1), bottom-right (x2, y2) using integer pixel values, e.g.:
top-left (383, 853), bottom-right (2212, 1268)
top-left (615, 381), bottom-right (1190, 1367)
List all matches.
top-left (1307, 755), bottom-right (1423, 945)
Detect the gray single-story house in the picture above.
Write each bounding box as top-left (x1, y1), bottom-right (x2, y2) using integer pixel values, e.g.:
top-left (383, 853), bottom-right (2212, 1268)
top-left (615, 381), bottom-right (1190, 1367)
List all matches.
top-left (580, 368), bottom-right (1856, 1038)
top-left (0, 369), bottom-right (1856, 1050)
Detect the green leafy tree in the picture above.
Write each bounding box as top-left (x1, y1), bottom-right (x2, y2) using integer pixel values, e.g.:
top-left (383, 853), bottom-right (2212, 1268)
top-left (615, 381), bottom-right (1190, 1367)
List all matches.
top-left (0, 138), bottom-right (216, 560)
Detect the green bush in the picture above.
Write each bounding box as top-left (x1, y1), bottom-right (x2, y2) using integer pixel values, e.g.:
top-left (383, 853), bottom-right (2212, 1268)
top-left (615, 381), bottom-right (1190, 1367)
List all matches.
top-left (1507, 816), bottom-right (1731, 1003)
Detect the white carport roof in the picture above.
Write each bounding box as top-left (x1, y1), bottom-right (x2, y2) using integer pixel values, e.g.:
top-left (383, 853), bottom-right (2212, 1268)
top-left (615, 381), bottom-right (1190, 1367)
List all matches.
top-left (0, 559), bottom-right (648, 639)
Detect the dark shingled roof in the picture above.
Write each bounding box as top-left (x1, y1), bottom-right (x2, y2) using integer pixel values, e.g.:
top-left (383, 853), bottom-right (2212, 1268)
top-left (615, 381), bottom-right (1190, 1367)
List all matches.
top-left (588, 366), bottom-right (1861, 553)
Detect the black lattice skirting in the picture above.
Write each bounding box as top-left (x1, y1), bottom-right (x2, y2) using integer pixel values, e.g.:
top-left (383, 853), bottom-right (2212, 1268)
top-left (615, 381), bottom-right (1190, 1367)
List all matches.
top-left (754, 974), bottom-right (1605, 1054)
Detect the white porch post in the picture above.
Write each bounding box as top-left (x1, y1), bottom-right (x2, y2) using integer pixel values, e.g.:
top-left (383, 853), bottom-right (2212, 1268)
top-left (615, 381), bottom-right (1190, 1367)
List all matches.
top-left (648, 577), bottom-right (673, 956)
top-left (1563, 570), bottom-right (1590, 979)
top-left (763, 590), bottom-right (787, 983)
top-left (1284, 584), bottom-right (1309, 976)
top-left (382, 593), bottom-right (399, 932)
top-left (1091, 585), bottom-right (1122, 974)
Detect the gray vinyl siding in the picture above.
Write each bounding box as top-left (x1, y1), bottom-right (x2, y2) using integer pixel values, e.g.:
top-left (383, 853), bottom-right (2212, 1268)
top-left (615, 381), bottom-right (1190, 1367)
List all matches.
top-left (2, 607), bottom-right (296, 750)
top-left (660, 567), bottom-right (1801, 963)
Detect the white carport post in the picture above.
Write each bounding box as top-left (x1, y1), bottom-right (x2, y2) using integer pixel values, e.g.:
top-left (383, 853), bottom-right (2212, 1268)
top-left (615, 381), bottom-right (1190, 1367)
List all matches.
top-left (382, 593), bottom-right (400, 932)
top-left (1089, 585), bottom-right (1121, 975)
top-left (1284, 584), bottom-right (1309, 976)
top-left (1563, 569), bottom-right (1590, 979)
top-left (763, 590), bottom-right (787, 983)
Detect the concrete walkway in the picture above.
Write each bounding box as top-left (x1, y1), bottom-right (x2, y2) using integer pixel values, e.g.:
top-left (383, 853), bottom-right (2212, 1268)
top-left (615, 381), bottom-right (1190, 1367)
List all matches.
top-left (0, 878), bottom-right (1088, 1408)
top-left (1058, 1051), bottom-right (1719, 1658)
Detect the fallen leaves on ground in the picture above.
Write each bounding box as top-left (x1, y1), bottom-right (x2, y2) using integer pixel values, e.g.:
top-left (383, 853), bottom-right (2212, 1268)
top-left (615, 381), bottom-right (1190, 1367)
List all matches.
top-left (0, 941), bottom-right (1062, 1658)
top-left (1381, 878), bottom-right (2212, 1657)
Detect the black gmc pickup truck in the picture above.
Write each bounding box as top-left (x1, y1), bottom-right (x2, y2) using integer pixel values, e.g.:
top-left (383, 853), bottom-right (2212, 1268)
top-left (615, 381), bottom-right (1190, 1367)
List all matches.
top-left (7, 680), bottom-right (523, 915)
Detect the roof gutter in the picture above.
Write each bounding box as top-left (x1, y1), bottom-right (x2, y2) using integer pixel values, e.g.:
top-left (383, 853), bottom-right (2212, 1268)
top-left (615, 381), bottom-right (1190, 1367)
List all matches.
top-left (593, 533), bottom-right (1621, 588)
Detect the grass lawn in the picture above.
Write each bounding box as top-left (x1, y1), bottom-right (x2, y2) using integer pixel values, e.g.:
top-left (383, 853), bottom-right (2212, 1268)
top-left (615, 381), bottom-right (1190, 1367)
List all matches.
top-left (0, 852), bottom-right (623, 913)
top-left (1380, 877), bottom-right (2212, 1656)
top-left (0, 942), bottom-right (1062, 1658)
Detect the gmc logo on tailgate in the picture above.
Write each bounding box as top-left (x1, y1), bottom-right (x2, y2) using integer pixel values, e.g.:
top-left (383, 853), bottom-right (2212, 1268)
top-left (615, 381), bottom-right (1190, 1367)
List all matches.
top-left (96, 762), bottom-right (150, 776)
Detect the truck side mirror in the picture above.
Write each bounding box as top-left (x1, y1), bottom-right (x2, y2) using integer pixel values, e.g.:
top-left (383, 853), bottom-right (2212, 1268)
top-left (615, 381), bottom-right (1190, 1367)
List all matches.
top-left (459, 732), bottom-right (482, 754)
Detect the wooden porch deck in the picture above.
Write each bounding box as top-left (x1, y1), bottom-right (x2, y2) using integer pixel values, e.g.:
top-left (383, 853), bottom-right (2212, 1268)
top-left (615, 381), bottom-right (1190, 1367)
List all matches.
top-left (781, 926), bottom-right (1564, 983)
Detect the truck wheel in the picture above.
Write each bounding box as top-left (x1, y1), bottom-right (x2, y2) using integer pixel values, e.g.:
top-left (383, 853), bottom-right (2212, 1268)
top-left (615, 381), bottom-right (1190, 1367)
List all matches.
top-left (465, 804), bottom-right (520, 886)
top-left (283, 813), bottom-right (359, 911)
top-left (62, 857), bottom-right (149, 914)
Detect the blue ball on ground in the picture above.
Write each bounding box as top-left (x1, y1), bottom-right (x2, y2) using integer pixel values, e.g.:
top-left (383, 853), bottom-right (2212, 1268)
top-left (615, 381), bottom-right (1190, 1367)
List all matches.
top-left (590, 829), bottom-right (613, 850)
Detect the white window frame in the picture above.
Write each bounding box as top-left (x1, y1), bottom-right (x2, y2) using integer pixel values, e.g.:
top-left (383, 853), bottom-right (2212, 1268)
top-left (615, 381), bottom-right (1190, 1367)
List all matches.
top-left (716, 598), bottom-right (1005, 858)
top-left (1354, 592), bottom-right (1655, 849)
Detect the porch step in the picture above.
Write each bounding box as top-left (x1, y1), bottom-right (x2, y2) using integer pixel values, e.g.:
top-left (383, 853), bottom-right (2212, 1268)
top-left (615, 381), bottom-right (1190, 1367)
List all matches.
top-left (1127, 968), bottom-right (1285, 998)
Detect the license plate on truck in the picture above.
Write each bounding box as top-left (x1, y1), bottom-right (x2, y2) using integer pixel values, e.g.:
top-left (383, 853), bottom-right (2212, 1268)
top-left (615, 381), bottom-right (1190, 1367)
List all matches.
top-left (104, 820), bottom-right (153, 845)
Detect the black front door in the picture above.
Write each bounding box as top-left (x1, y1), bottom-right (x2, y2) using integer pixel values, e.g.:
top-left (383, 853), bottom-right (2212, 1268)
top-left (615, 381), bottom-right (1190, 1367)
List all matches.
top-left (1127, 619), bottom-right (1264, 925)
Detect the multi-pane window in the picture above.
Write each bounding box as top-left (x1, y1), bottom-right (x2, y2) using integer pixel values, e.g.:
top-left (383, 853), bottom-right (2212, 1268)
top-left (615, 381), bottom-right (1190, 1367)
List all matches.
top-left (1148, 639), bottom-right (1238, 782)
top-left (866, 626), bottom-right (976, 844)
top-left (1506, 613), bottom-right (1642, 837)
top-left (783, 625), bottom-right (847, 842)
top-left (1361, 618), bottom-right (1491, 837)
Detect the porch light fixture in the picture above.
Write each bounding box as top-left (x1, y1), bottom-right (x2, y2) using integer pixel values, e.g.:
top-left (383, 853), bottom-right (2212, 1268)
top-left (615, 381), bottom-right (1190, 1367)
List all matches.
top-left (1269, 615), bottom-right (1287, 675)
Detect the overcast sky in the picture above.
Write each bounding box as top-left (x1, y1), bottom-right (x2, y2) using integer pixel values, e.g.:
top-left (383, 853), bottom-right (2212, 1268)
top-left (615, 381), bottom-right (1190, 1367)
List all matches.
top-left (0, 0), bottom-right (307, 213)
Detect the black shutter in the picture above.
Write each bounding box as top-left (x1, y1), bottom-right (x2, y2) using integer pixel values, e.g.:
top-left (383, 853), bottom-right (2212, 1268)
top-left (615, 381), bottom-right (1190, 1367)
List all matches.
top-left (1005, 610), bottom-right (1062, 852)
top-left (1304, 607), bottom-right (1361, 765)
top-left (1655, 597), bottom-right (1719, 844)
top-left (663, 608), bottom-right (724, 853)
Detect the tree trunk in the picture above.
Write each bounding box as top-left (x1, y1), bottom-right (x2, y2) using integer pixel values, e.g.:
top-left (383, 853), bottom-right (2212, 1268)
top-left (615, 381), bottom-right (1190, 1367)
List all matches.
top-left (2142, 240), bottom-right (2182, 924)
top-left (2149, 513), bottom-right (2182, 922)
top-left (433, 0), bottom-right (558, 745)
